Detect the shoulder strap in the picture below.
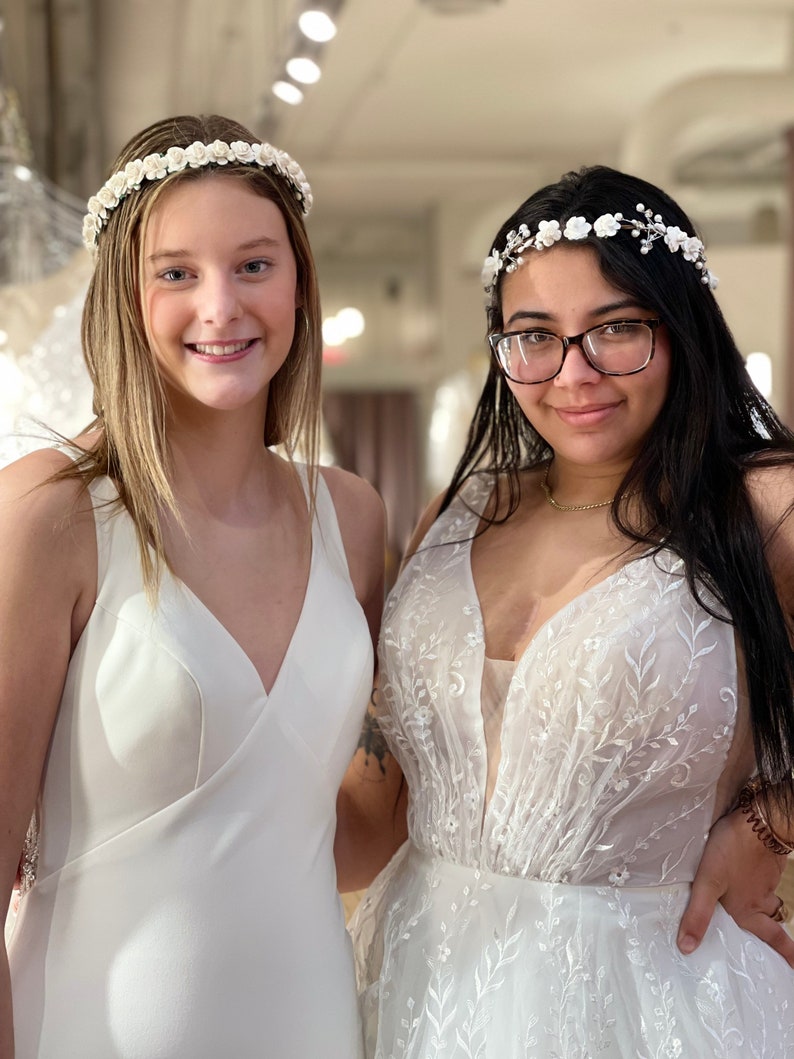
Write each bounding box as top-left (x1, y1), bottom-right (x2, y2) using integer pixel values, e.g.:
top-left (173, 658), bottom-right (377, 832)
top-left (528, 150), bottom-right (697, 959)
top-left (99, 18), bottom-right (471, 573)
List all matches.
top-left (312, 470), bottom-right (352, 582)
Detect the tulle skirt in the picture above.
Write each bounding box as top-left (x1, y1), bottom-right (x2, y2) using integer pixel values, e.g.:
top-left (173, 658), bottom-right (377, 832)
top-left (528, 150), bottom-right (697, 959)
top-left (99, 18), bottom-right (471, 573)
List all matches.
top-left (350, 843), bottom-right (794, 1059)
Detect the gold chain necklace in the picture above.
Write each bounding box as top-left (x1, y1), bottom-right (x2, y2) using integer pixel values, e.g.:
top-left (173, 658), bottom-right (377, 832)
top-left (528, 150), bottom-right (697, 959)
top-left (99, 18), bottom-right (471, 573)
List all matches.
top-left (540, 461), bottom-right (614, 512)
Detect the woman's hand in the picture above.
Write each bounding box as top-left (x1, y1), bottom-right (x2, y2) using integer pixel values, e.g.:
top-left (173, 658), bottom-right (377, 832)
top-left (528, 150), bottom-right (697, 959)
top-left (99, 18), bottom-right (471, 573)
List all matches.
top-left (677, 807), bottom-right (794, 966)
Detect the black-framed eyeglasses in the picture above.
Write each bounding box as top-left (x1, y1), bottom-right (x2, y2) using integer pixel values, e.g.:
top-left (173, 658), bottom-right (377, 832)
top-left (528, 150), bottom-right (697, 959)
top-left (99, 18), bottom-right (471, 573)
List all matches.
top-left (488, 318), bottom-right (661, 385)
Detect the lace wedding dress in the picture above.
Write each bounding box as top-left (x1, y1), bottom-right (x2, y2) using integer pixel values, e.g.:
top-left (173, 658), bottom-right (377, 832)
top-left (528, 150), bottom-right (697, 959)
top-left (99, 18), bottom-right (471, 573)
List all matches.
top-left (350, 474), bottom-right (794, 1058)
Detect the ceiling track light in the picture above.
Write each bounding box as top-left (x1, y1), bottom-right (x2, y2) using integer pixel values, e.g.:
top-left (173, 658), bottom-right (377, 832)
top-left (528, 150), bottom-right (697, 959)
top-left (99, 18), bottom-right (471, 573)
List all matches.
top-left (271, 2), bottom-right (346, 106)
top-left (286, 56), bottom-right (322, 85)
top-left (272, 79), bottom-right (304, 106)
top-left (299, 9), bottom-right (337, 43)
top-left (418, 0), bottom-right (502, 12)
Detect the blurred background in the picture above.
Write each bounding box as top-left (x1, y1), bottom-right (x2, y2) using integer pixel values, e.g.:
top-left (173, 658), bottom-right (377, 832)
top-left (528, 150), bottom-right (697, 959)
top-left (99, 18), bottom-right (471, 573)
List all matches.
top-left (1, 0), bottom-right (792, 579)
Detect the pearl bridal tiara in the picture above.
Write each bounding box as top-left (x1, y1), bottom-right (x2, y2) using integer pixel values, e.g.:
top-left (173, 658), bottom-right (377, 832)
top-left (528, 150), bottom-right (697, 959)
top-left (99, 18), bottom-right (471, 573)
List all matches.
top-left (482, 203), bottom-right (718, 298)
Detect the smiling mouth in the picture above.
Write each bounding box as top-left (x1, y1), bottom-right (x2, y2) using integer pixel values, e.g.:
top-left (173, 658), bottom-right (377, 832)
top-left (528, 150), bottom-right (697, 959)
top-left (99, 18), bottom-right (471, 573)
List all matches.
top-left (188, 340), bottom-right (255, 357)
top-left (556, 403), bottom-right (617, 414)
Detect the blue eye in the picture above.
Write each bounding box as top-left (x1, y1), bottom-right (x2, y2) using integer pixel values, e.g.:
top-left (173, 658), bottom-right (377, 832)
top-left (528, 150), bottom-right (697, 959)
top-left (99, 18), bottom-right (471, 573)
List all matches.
top-left (242, 259), bottom-right (269, 275)
top-left (161, 267), bottom-right (189, 282)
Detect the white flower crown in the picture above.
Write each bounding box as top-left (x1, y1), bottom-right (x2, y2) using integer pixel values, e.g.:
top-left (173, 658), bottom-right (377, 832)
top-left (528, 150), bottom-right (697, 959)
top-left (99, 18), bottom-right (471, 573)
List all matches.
top-left (82, 139), bottom-right (312, 252)
top-left (482, 203), bottom-right (718, 299)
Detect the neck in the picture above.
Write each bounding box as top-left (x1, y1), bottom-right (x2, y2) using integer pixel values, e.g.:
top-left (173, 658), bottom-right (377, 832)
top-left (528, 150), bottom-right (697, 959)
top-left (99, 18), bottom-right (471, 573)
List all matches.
top-left (543, 457), bottom-right (629, 511)
top-left (165, 406), bottom-right (277, 515)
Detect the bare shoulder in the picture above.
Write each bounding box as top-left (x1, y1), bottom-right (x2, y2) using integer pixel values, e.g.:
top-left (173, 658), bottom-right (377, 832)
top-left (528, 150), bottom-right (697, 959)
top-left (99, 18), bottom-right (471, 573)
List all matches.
top-left (319, 466), bottom-right (385, 623)
top-left (0, 447), bottom-right (96, 594)
top-left (745, 459), bottom-right (794, 537)
top-left (745, 458), bottom-right (794, 615)
top-left (0, 446), bottom-right (92, 515)
top-left (319, 465), bottom-right (385, 550)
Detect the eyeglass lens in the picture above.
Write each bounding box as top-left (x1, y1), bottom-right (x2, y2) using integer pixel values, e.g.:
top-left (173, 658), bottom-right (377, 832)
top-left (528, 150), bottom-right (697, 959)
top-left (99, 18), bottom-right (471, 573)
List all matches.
top-left (493, 321), bottom-right (654, 383)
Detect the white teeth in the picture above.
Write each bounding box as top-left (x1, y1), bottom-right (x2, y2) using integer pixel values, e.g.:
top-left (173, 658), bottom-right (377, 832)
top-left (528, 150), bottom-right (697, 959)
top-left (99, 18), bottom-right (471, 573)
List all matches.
top-left (193, 341), bottom-right (250, 356)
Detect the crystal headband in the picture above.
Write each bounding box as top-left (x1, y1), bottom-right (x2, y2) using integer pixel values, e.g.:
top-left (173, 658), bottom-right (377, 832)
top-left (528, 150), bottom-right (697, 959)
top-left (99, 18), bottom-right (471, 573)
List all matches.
top-left (82, 139), bottom-right (312, 252)
top-left (482, 204), bottom-right (718, 298)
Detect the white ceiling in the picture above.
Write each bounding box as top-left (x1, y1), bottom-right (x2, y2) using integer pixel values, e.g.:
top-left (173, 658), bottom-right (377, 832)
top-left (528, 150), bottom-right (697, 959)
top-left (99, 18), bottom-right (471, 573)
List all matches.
top-left (0, 0), bottom-right (792, 425)
top-left (83, 0), bottom-right (794, 232)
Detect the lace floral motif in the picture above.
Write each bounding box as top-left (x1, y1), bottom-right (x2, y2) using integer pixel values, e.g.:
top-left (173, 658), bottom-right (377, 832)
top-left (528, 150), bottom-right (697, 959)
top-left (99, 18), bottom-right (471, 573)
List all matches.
top-left (351, 474), bottom-right (794, 1057)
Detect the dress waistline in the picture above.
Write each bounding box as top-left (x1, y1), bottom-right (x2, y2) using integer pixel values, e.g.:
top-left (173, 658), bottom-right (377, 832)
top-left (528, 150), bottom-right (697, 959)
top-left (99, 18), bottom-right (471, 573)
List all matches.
top-left (406, 844), bottom-right (692, 906)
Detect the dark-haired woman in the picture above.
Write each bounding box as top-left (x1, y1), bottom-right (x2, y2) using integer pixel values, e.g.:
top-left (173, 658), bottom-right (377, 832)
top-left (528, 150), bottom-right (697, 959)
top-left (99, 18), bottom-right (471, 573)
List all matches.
top-left (345, 167), bottom-right (794, 1057)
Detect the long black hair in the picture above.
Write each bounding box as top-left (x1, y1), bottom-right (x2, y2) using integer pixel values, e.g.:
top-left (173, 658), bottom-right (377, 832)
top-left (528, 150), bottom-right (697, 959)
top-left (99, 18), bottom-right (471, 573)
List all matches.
top-left (443, 164), bottom-right (794, 801)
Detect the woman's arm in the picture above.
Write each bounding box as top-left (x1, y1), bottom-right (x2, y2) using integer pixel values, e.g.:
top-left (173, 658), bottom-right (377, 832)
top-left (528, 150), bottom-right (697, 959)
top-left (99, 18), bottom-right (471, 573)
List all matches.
top-left (678, 461), bottom-right (794, 964)
top-left (332, 489), bottom-right (446, 892)
top-left (0, 449), bottom-right (95, 1057)
top-left (319, 466), bottom-right (386, 653)
top-left (678, 809), bottom-right (794, 965)
top-left (335, 687), bottom-right (409, 893)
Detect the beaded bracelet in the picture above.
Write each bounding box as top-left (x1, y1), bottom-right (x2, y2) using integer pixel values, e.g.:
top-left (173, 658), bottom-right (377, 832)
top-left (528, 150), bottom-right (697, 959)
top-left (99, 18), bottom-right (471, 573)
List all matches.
top-left (737, 778), bottom-right (794, 856)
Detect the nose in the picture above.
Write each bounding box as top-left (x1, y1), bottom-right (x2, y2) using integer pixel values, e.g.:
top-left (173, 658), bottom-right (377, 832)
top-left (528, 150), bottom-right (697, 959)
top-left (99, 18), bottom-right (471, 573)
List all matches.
top-left (199, 271), bottom-right (242, 326)
top-left (553, 341), bottom-right (599, 386)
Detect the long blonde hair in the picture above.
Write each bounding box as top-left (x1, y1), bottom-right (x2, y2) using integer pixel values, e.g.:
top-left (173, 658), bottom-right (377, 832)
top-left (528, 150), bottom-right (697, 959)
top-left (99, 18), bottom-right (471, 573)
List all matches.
top-left (62, 114), bottom-right (322, 593)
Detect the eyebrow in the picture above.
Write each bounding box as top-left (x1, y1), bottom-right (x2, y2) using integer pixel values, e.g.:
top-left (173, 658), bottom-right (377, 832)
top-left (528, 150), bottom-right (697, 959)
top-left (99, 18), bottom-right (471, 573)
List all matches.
top-left (504, 298), bottom-right (642, 329)
top-left (146, 236), bottom-right (283, 264)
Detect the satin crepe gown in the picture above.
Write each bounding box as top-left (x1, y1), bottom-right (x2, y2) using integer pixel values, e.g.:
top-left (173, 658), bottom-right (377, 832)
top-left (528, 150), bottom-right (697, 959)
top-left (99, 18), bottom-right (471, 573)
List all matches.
top-left (10, 471), bottom-right (370, 1058)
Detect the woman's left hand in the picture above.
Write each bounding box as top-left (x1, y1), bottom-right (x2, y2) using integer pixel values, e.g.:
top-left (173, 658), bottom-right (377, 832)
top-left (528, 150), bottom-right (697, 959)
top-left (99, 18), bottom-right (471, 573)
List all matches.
top-left (677, 806), bottom-right (794, 966)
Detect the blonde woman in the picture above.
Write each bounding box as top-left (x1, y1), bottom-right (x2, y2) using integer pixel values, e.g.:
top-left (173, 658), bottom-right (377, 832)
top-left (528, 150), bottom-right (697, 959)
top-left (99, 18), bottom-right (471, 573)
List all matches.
top-left (0, 114), bottom-right (383, 1058)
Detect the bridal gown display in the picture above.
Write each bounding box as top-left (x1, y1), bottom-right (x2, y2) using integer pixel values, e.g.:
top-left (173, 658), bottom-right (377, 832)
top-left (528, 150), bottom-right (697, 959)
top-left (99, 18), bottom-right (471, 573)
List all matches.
top-left (350, 474), bottom-right (794, 1059)
top-left (9, 471), bottom-right (371, 1058)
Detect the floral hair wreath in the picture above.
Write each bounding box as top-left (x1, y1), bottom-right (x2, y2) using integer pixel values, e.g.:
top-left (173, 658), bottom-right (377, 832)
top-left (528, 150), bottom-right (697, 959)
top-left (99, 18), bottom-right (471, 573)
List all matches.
top-left (82, 139), bottom-right (312, 252)
top-left (481, 204), bottom-right (718, 302)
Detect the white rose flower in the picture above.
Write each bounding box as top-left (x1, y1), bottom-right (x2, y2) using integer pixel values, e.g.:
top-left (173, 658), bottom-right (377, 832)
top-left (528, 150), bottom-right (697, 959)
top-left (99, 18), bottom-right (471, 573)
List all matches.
top-left (107, 172), bottom-right (128, 199)
top-left (706, 271), bottom-right (719, 290)
top-left (593, 213), bottom-right (621, 238)
top-left (96, 185), bottom-right (119, 209)
top-left (87, 195), bottom-right (107, 219)
top-left (185, 141), bottom-right (211, 167)
top-left (563, 216), bottom-right (592, 241)
top-left (82, 214), bottom-right (100, 243)
top-left (663, 225), bottom-right (688, 252)
top-left (209, 139), bottom-right (233, 163)
top-left (165, 146), bottom-right (188, 172)
top-left (142, 153), bottom-right (167, 181)
top-left (230, 141), bottom-right (255, 164)
top-left (255, 143), bottom-right (277, 165)
top-left (535, 220), bottom-right (562, 247)
top-left (124, 160), bottom-right (145, 187)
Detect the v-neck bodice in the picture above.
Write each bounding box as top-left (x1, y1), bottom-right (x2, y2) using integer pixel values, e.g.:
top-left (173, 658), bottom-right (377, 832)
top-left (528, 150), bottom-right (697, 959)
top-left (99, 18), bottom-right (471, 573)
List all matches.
top-left (9, 469), bottom-right (372, 1058)
top-left (376, 472), bottom-right (740, 884)
top-left (351, 472), bottom-right (794, 1059)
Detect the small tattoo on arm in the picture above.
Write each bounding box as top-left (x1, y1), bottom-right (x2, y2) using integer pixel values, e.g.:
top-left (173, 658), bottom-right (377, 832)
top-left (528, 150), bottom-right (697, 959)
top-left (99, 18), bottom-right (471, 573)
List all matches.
top-left (357, 691), bottom-right (388, 777)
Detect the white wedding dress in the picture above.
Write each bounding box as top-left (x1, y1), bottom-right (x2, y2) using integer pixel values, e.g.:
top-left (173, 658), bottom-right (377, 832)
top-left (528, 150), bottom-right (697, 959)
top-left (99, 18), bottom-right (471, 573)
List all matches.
top-left (10, 470), bottom-right (370, 1058)
top-left (350, 473), bottom-right (794, 1058)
